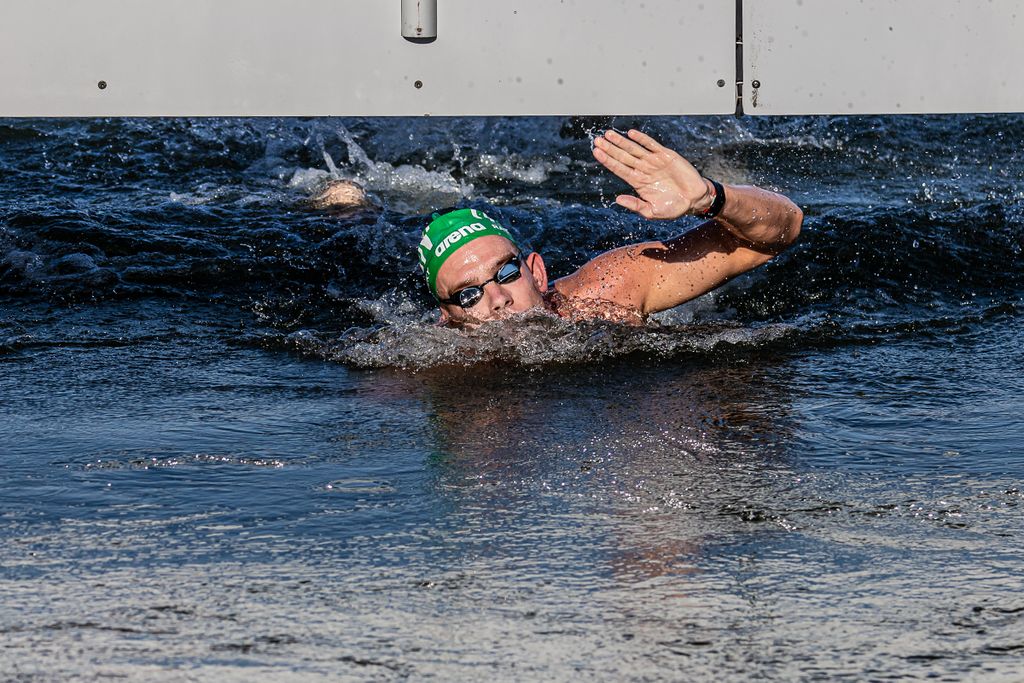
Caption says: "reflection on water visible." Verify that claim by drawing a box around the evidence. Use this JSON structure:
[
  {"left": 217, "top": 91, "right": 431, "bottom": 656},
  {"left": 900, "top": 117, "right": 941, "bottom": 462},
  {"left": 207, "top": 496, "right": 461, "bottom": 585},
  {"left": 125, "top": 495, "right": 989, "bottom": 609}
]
[
  {"left": 417, "top": 360, "right": 800, "bottom": 583},
  {"left": 2, "top": 326, "right": 1024, "bottom": 679}
]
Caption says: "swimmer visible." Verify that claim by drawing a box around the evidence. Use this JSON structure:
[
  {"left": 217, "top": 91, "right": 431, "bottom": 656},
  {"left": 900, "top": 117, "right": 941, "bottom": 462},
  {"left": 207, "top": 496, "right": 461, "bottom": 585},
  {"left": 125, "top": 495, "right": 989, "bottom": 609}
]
[
  {"left": 308, "top": 178, "right": 371, "bottom": 211},
  {"left": 420, "top": 129, "right": 804, "bottom": 326}
]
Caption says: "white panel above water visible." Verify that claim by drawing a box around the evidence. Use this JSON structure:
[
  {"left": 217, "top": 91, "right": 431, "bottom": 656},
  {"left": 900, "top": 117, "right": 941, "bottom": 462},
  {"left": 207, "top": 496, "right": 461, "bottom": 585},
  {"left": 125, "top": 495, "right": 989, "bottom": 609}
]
[
  {"left": 0, "top": 0, "right": 737, "bottom": 116},
  {"left": 743, "top": 0, "right": 1024, "bottom": 114}
]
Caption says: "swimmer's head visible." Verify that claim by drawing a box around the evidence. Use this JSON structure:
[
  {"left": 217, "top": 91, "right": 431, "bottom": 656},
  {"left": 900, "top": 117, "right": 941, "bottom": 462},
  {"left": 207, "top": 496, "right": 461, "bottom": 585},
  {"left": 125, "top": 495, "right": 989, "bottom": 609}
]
[
  {"left": 308, "top": 179, "right": 371, "bottom": 211},
  {"left": 418, "top": 208, "right": 548, "bottom": 325}
]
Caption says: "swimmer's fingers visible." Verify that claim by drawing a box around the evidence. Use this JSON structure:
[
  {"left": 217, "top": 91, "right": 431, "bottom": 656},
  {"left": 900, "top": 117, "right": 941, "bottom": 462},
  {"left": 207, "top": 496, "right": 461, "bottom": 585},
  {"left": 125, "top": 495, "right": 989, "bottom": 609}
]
[
  {"left": 594, "top": 135, "right": 641, "bottom": 170},
  {"left": 615, "top": 194, "right": 655, "bottom": 219},
  {"left": 627, "top": 129, "right": 668, "bottom": 154},
  {"left": 603, "top": 129, "right": 649, "bottom": 160},
  {"left": 593, "top": 146, "right": 645, "bottom": 186}
]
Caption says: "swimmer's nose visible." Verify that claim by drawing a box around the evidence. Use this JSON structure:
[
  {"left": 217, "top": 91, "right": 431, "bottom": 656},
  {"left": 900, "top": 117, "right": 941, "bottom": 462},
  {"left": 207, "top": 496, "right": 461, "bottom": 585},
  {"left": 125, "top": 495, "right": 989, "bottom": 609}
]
[{"left": 485, "top": 281, "right": 513, "bottom": 314}]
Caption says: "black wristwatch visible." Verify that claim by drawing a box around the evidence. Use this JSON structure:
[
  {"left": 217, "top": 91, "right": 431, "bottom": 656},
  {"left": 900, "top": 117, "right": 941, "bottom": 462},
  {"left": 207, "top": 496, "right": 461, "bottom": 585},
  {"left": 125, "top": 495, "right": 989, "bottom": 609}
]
[{"left": 700, "top": 178, "right": 726, "bottom": 218}]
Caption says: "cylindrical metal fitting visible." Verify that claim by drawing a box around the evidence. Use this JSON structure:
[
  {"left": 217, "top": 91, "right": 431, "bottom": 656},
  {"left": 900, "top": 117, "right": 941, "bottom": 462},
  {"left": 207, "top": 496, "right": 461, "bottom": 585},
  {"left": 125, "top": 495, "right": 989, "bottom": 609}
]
[{"left": 402, "top": 0, "right": 437, "bottom": 43}]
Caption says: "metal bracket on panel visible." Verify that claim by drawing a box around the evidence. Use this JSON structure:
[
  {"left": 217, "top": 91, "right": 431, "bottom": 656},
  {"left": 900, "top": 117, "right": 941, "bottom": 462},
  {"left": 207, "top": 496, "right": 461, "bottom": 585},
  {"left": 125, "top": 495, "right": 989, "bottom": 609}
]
[{"left": 402, "top": 0, "right": 437, "bottom": 43}]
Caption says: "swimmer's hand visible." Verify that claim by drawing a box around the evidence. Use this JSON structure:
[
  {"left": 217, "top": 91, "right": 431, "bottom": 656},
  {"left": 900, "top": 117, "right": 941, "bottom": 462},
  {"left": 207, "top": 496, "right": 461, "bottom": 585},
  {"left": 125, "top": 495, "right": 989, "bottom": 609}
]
[{"left": 593, "top": 129, "right": 713, "bottom": 220}]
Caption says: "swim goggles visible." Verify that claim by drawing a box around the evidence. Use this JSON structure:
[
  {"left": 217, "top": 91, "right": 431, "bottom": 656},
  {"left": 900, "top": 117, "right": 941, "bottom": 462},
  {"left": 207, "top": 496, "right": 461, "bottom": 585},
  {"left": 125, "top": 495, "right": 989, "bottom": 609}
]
[{"left": 437, "top": 254, "right": 523, "bottom": 308}]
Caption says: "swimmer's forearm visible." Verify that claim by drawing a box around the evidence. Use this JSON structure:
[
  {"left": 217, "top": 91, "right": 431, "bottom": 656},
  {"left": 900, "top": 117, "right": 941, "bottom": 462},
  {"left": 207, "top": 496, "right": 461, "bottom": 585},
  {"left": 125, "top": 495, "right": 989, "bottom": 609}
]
[{"left": 699, "top": 183, "right": 803, "bottom": 251}]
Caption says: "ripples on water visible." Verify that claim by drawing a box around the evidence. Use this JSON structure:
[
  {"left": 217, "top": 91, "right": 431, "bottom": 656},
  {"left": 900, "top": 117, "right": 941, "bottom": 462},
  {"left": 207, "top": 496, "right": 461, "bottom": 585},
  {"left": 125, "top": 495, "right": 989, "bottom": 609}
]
[{"left": 2, "top": 116, "right": 1024, "bottom": 679}]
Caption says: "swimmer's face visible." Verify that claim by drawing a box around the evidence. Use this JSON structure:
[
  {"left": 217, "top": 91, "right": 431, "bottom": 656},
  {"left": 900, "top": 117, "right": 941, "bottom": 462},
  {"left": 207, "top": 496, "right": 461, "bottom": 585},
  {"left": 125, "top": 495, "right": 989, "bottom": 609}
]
[{"left": 434, "top": 235, "right": 549, "bottom": 326}]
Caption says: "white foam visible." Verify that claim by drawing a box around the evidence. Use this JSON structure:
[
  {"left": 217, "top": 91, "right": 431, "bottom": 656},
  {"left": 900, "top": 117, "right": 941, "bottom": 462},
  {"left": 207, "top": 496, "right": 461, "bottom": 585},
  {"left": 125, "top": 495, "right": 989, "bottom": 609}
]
[
  {"left": 286, "top": 310, "right": 807, "bottom": 370},
  {"left": 333, "top": 125, "right": 472, "bottom": 214},
  {"left": 468, "top": 154, "right": 570, "bottom": 186}
]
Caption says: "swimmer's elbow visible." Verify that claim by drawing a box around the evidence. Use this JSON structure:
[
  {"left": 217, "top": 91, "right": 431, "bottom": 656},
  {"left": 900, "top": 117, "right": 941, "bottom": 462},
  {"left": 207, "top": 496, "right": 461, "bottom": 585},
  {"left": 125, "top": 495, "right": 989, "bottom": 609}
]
[
  {"left": 785, "top": 205, "right": 803, "bottom": 246},
  {"left": 773, "top": 203, "right": 803, "bottom": 253}
]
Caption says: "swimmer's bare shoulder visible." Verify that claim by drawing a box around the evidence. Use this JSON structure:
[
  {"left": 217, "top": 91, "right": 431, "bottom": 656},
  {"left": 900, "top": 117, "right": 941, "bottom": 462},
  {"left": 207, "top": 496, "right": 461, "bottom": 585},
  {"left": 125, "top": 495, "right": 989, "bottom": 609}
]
[
  {"left": 551, "top": 243, "right": 651, "bottom": 315},
  {"left": 543, "top": 285, "right": 645, "bottom": 325}
]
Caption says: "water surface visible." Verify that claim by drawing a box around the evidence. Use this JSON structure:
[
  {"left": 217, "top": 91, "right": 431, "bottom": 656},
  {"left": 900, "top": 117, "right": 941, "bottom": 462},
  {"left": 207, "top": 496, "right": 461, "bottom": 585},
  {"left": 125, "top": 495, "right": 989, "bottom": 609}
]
[{"left": 2, "top": 116, "right": 1023, "bottom": 680}]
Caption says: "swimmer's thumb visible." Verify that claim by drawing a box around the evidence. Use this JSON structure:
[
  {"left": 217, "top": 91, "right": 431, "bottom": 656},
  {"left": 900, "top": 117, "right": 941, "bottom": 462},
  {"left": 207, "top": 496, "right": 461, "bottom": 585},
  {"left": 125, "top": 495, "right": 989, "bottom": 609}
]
[{"left": 616, "top": 195, "right": 655, "bottom": 220}]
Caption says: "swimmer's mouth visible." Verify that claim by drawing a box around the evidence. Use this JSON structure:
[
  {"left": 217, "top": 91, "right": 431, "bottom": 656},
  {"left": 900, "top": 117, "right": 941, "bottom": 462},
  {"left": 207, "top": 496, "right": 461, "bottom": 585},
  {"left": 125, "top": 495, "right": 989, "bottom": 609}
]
[{"left": 443, "top": 303, "right": 551, "bottom": 329}]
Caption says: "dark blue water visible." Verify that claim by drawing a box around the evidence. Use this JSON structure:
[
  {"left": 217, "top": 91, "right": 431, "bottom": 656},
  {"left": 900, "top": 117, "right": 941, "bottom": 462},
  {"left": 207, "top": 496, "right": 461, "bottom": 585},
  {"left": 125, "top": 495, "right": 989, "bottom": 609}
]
[{"left": 2, "top": 116, "right": 1023, "bottom": 679}]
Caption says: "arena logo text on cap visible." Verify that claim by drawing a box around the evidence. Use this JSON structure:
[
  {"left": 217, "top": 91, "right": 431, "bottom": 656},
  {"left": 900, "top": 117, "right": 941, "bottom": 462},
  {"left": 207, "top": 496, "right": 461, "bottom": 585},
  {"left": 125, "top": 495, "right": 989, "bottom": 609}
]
[{"left": 417, "top": 208, "right": 515, "bottom": 297}]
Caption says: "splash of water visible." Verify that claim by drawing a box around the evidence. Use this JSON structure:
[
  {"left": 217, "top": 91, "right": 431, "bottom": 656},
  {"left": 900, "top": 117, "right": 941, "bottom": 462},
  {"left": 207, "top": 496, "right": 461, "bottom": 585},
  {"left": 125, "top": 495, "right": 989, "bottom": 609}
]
[
  {"left": 282, "top": 308, "right": 808, "bottom": 369},
  {"left": 334, "top": 125, "right": 473, "bottom": 214}
]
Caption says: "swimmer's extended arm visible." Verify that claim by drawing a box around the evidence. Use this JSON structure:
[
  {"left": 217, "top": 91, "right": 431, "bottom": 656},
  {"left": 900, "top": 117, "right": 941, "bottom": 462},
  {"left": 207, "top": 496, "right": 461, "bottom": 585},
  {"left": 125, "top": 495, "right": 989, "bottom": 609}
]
[{"left": 558, "top": 130, "right": 803, "bottom": 315}]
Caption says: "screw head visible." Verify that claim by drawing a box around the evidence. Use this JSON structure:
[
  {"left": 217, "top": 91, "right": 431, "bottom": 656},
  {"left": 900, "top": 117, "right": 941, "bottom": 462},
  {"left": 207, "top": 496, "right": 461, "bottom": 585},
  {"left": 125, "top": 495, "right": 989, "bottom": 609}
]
[
  {"left": 751, "top": 80, "right": 762, "bottom": 89},
  {"left": 717, "top": 79, "right": 726, "bottom": 87},
  {"left": 97, "top": 80, "right": 107, "bottom": 90},
  {"left": 414, "top": 80, "right": 423, "bottom": 89}
]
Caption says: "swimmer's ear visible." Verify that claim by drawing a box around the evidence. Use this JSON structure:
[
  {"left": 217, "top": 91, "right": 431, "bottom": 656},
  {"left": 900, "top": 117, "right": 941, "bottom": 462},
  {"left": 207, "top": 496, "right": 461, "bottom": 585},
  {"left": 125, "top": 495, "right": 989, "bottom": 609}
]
[{"left": 525, "top": 252, "right": 548, "bottom": 292}]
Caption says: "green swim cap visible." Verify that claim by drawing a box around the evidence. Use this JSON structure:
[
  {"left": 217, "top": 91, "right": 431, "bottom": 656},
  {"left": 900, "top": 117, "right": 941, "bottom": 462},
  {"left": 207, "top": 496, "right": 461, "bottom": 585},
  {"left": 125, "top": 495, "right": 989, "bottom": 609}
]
[{"left": 417, "top": 208, "right": 515, "bottom": 296}]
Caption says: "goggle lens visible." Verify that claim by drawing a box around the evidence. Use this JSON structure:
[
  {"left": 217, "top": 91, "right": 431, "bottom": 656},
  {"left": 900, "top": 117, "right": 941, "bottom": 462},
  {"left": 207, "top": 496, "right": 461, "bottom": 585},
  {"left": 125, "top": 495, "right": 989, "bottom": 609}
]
[{"left": 449, "top": 256, "right": 522, "bottom": 309}]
